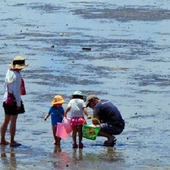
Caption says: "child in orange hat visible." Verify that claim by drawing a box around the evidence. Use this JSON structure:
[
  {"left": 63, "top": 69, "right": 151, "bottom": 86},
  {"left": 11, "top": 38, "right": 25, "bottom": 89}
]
[{"left": 44, "top": 95, "right": 66, "bottom": 146}]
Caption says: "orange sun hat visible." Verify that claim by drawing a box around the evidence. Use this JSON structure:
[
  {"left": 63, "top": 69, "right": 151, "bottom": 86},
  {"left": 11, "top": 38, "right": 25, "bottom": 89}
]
[{"left": 51, "top": 95, "right": 66, "bottom": 106}]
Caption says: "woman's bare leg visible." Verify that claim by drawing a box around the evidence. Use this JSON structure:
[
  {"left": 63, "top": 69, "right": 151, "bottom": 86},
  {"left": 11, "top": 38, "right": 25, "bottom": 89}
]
[
  {"left": 1, "top": 114, "right": 11, "bottom": 145},
  {"left": 10, "top": 114, "right": 19, "bottom": 145}
]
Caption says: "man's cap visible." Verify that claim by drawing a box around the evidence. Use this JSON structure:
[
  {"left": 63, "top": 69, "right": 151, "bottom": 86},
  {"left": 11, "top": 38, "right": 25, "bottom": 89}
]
[{"left": 85, "top": 94, "right": 98, "bottom": 107}]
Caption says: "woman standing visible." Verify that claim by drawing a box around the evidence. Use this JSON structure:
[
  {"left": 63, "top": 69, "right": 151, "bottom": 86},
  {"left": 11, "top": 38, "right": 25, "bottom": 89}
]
[{"left": 0, "top": 56, "right": 28, "bottom": 147}]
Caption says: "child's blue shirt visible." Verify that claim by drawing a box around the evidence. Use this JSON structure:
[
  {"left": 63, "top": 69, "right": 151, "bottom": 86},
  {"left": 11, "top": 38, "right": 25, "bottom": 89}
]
[{"left": 48, "top": 106, "right": 64, "bottom": 125}]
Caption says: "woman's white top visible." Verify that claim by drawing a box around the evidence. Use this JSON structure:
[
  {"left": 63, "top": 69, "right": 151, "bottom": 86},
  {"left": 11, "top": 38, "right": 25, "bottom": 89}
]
[{"left": 3, "top": 69, "right": 22, "bottom": 107}]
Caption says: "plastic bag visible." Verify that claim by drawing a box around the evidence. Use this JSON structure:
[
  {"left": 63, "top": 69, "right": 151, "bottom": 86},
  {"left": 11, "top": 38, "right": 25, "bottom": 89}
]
[
  {"left": 56, "top": 118, "right": 72, "bottom": 139},
  {"left": 82, "top": 124, "right": 101, "bottom": 140},
  {"left": 56, "top": 123, "right": 70, "bottom": 139},
  {"left": 62, "top": 117, "right": 72, "bottom": 133}
]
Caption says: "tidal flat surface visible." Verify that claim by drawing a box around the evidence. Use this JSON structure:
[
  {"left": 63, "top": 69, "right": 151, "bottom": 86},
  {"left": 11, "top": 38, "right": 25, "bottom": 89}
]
[{"left": 0, "top": 0, "right": 170, "bottom": 169}]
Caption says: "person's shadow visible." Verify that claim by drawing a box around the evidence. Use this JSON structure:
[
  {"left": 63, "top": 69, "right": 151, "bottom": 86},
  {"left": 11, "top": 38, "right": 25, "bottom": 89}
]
[{"left": 1, "top": 146, "right": 17, "bottom": 170}]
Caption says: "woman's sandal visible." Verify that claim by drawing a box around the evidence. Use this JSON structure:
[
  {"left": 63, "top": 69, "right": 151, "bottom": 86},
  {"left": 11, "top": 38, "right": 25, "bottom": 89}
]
[
  {"left": 10, "top": 141, "right": 21, "bottom": 147},
  {"left": 0, "top": 140, "right": 10, "bottom": 145}
]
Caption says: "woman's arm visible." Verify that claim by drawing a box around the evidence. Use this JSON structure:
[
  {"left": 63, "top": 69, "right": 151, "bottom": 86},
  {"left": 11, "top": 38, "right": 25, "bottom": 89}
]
[{"left": 13, "top": 72, "right": 22, "bottom": 107}]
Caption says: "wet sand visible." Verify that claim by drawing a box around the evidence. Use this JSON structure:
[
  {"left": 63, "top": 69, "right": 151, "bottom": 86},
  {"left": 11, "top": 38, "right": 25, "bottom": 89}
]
[{"left": 0, "top": 0, "right": 170, "bottom": 169}]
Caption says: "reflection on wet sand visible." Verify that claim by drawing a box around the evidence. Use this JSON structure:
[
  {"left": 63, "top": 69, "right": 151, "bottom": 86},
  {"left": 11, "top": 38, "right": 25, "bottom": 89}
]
[
  {"left": 84, "top": 147, "right": 120, "bottom": 162},
  {"left": 72, "top": 148, "right": 83, "bottom": 161},
  {"left": 53, "top": 146, "right": 71, "bottom": 169},
  {"left": 105, "top": 147, "right": 116, "bottom": 161},
  {"left": 1, "top": 146, "right": 16, "bottom": 170},
  {"left": 0, "top": 144, "right": 124, "bottom": 169},
  {"left": 52, "top": 145, "right": 124, "bottom": 169},
  {"left": 104, "top": 147, "right": 125, "bottom": 162}
]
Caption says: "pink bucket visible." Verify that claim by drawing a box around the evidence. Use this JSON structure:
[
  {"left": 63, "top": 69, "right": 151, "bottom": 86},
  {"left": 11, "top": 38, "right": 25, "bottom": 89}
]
[{"left": 56, "top": 123, "right": 70, "bottom": 139}]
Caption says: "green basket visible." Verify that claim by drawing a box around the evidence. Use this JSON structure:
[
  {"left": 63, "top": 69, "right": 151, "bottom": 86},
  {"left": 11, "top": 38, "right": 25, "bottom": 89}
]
[{"left": 82, "top": 124, "right": 101, "bottom": 140}]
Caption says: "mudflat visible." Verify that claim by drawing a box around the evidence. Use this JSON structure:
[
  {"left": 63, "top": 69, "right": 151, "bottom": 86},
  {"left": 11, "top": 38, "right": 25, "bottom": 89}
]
[{"left": 0, "top": 0, "right": 170, "bottom": 169}]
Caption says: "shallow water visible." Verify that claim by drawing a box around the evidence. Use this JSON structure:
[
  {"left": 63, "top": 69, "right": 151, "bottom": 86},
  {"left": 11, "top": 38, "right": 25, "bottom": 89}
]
[{"left": 0, "top": 0, "right": 170, "bottom": 169}]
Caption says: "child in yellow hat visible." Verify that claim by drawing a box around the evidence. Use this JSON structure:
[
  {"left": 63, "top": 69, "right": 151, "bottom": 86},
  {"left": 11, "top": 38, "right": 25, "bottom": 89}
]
[{"left": 44, "top": 95, "right": 66, "bottom": 146}]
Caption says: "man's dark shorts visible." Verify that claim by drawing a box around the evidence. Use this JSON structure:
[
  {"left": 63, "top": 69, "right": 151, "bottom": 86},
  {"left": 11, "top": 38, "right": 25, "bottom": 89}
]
[
  {"left": 100, "top": 121, "right": 125, "bottom": 135},
  {"left": 3, "top": 101, "right": 25, "bottom": 115}
]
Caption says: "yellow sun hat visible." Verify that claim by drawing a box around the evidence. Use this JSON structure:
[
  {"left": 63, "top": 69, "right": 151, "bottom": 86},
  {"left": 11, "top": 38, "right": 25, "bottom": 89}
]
[{"left": 51, "top": 95, "right": 66, "bottom": 106}]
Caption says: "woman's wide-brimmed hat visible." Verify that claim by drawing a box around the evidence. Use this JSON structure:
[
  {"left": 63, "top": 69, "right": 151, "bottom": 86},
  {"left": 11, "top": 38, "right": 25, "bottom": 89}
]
[
  {"left": 51, "top": 95, "right": 66, "bottom": 106},
  {"left": 9, "top": 56, "right": 28, "bottom": 69}
]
